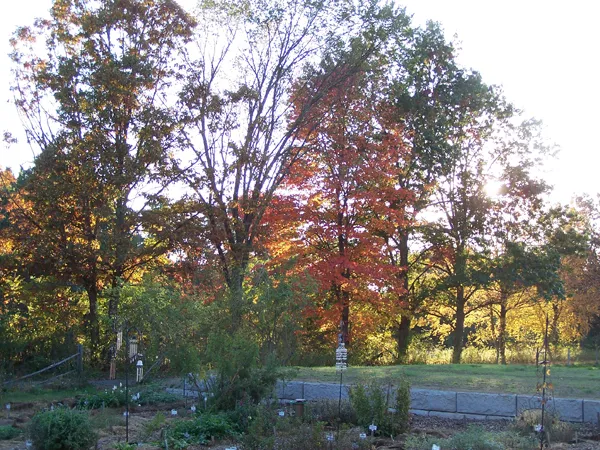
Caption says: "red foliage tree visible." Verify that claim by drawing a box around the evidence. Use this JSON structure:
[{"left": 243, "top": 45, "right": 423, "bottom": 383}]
[{"left": 264, "top": 72, "right": 410, "bottom": 351}]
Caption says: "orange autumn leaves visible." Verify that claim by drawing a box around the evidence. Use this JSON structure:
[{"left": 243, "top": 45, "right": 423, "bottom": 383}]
[{"left": 261, "top": 73, "right": 412, "bottom": 345}]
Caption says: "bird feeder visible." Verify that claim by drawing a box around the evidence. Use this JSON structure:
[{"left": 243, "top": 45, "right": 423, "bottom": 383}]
[
  {"left": 136, "top": 360, "right": 144, "bottom": 383},
  {"left": 129, "top": 337, "right": 138, "bottom": 361},
  {"left": 335, "top": 342, "right": 348, "bottom": 371}
]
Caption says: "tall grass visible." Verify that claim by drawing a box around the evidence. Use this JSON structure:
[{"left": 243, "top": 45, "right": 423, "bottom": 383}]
[{"left": 298, "top": 344, "right": 600, "bottom": 367}]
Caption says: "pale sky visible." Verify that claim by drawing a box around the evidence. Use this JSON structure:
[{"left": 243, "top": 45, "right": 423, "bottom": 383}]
[{"left": 2, "top": 0, "right": 599, "bottom": 205}]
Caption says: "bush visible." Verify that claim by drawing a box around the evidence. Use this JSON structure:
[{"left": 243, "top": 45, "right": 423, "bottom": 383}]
[
  {"left": 348, "top": 378, "right": 410, "bottom": 437},
  {"left": 239, "top": 403, "right": 277, "bottom": 450},
  {"left": 273, "top": 421, "right": 327, "bottom": 450},
  {"left": 167, "top": 412, "right": 238, "bottom": 446},
  {"left": 141, "top": 411, "right": 166, "bottom": 440},
  {"left": 513, "top": 409, "right": 575, "bottom": 444},
  {"left": 393, "top": 377, "right": 411, "bottom": 434},
  {"left": 405, "top": 425, "right": 537, "bottom": 450},
  {"left": 28, "top": 408, "right": 96, "bottom": 450},
  {"left": 77, "top": 387, "right": 126, "bottom": 409},
  {"left": 304, "top": 399, "right": 356, "bottom": 425},
  {"left": 0, "top": 425, "right": 22, "bottom": 440},
  {"left": 204, "top": 331, "right": 279, "bottom": 410},
  {"left": 225, "top": 402, "right": 262, "bottom": 434},
  {"left": 241, "top": 407, "right": 374, "bottom": 450},
  {"left": 77, "top": 384, "right": 179, "bottom": 409},
  {"left": 334, "top": 427, "right": 374, "bottom": 450}
]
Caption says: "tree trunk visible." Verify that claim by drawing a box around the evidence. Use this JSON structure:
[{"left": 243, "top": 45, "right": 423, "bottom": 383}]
[
  {"left": 229, "top": 264, "right": 245, "bottom": 332},
  {"left": 452, "top": 285, "right": 465, "bottom": 364},
  {"left": 395, "top": 315, "right": 412, "bottom": 362},
  {"left": 341, "top": 288, "right": 350, "bottom": 345},
  {"left": 550, "top": 302, "right": 561, "bottom": 347},
  {"left": 498, "top": 291, "right": 508, "bottom": 365},
  {"left": 109, "top": 194, "right": 127, "bottom": 322},
  {"left": 337, "top": 205, "right": 351, "bottom": 346},
  {"left": 394, "top": 230, "right": 412, "bottom": 362},
  {"left": 85, "top": 283, "right": 100, "bottom": 362},
  {"left": 490, "top": 305, "right": 499, "bottom": 364}
]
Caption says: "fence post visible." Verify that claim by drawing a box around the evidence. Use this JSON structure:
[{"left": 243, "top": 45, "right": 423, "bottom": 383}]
[{"left": 77, "top": 344, "right": 84, "bottom": 375}]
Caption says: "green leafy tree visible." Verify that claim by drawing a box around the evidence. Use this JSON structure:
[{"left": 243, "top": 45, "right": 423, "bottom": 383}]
[
  {"left": 119, "top": 274, "right": 204, "bottom": 374},
  {"left": 8, "top": 0, "right": 195, "bottom": 355},
  {"left": 424, "top": 79, "right": 511, "bottom": 363},
  {"left": 383, "top": 22, "right": 497, "bottom": 361},
  {"left": 484, "top": 126, "right": 566, "bottom": 363}
]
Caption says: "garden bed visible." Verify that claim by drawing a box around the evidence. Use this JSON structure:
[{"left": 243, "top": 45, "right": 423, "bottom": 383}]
[
  {"left": 1, "top": 384, "right": 600, "bottom": 449},
  {"left": 1, "top": 403, "right": 599, "bottom": 449}
]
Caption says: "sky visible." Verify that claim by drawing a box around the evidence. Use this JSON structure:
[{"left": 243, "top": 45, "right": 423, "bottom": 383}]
[{"left": 1, "top": 0, "right": 599, "bottom": 205}]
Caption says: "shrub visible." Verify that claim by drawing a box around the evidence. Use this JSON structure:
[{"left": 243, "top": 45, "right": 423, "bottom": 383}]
[
  {"left": 449, "top": 426, "right": 504, "bottom": 450},
  {"left": 141, "top": 411, "right": 166, "bottom": 439},
  {"left": 0, "top": 425, "right": 22, "bottom": 440},
  {"left": 89, "top": 408, "right": 124, "bottom": 430},
  {"left": 77, "top": 384, "right": 179, "bottom": 409},
  {"left": 348, "top": 378, "right": 410, "bottom": 437},
  {"left": 225, "top": 402, "right": 262, "bottom": 434},
  {"left": 76, "top": 386, "right": 126, "bottom": 409},
  {"left": 393, "top": 377, "right": 411, "bottom": 434},
  {"left": 28, "top": 407, "right": 96, "bottom": 450},
  {"left": 334, "top": 427, "right": 374, "bottom": 450},
  {"left": 167, "top": 412, "right": 238, "bottom": 445},
  {"left": 204, "top": 331, "right": 279, "bottom": 410},
  {"left": 513, "top": 409, "right": 575, "bottom": 444},
  {"left": 272, "top": 421, "right": 326, "bottom": 450},
  {"left": 404, "top": 425, "right": 537, "bottom": 450},
  {"left": 304, "top": 399, "right": 356, "bottom": 425},
  {"left": 112, "top": 443, "right": 136, "bottom": 450},
  {"left": 239, "top": 403, "right": 277, "bottom": 450}
]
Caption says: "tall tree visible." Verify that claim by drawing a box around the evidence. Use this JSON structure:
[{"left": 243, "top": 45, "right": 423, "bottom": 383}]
[
  {"left": 277, "top": 71, "right": 406, "bottom": 347},
  {"left": 424, "top": 76, "right": 510, "bottom": 364},
  {"left": 484, "top": 124, "right": 564, "bottom": 363},
  {"left": 8, "top": 0, "right": 195, "bottom": 355},
  {"left": 382, "top": 22, "right": 495, "bottom": 360},
  {"left": 178, "top": 0, "right": 405, "bottom": 330}
]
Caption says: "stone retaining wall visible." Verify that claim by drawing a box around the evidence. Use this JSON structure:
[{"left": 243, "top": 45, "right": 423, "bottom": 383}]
[
  {"left": 275, "top": 381, "right": 600, "bottom": 424},
  {"left": 166, "top": 381, "right": 600, "bottom": 423}
]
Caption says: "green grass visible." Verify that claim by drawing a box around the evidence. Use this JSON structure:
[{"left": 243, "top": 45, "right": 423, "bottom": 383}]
[
  {"left": 293, "top": 364, "right": 600, "bottom": 399},
  {"left": 0, "top": 385, "right": 97, "bottom": 403}
]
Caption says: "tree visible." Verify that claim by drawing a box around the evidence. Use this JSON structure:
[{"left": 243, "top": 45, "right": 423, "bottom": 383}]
[
  {"left": 382, "top": 22, "right": 495, "bottom": 361},
  {"left": 424, "top": 75, "right": 510, "bottom": 363},
  {"left": 8, "top": 0, "right": 195, "bottom": 355},
  {"left": 278, "top": 70, "right": 406, "bottom": 347},
  {"left": 483, "top": 125, "right": 563, "bottom": 363},
  {"left": 177, "top": 0, "right": 406, "bottom": 330},
  {"left": 562, "top": 196, "right": 600, "bottom": 348}
]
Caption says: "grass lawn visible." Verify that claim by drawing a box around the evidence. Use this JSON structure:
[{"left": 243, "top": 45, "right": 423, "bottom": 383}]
[
  {"left": 0, "top": 385, "right": 97, "bottom": 403},
  {"left": 292, "top": 364, "right": 600, "bottom": 399}
]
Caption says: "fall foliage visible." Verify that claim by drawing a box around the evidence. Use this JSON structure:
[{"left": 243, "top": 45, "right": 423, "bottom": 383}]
[{"left": 1, "top": 0, "right": 598, "bottom": 371}]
